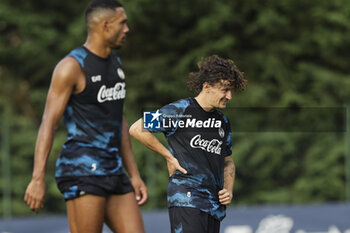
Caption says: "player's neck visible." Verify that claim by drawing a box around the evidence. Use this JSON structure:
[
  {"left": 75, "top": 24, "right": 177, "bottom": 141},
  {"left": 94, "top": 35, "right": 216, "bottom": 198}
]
[
  {"left": 84, "top": 35, "right": 111, "bottom": 59},
  {"left": 195, "top": 94, "right": 214, "bottom": 112}
]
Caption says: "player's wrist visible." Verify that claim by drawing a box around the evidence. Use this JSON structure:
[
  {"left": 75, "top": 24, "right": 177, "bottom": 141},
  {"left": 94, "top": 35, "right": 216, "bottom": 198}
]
[
  {"left": 32, "top": 172, "right": 46, "bottom": 182},
  {"left": 129, "top": 172, "right": 142, "bottom": 180},
  {"left": 164, "top": 152, "right": 176, "bottom": 162}
]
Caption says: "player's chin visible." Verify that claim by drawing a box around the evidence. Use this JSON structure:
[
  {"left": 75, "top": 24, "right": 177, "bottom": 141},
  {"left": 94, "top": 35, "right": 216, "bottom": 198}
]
[
  {"left": 218, "top": 102, "right": 227, "bottom": 109},
  {"left": 112, "top": 40, "right": 125, "bottom": 49},
  {"left": 111, "top": 44, "right": 122, "bottom": 49}
]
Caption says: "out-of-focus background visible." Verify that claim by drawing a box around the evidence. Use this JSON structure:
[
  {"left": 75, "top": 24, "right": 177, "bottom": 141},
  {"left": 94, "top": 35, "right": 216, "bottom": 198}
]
[{"left": 1, "top": 0, "right": 350, "bottom": 232}]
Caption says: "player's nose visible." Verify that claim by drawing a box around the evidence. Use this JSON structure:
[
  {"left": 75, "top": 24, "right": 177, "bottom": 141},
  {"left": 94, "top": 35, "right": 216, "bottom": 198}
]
[{"left": 226, "top": 90, "right": 232, "bottom": 100}]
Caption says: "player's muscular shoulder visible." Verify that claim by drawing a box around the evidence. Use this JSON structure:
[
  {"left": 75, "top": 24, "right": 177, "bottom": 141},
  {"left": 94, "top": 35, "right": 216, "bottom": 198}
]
[{"left": 52, "top": 56, "right": 86, "bottom": 94}]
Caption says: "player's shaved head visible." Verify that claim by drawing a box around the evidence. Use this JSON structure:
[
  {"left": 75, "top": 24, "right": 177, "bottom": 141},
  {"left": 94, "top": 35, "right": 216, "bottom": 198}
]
[{"left": 85, "top": 0, "right": 123, "bottom": 32}]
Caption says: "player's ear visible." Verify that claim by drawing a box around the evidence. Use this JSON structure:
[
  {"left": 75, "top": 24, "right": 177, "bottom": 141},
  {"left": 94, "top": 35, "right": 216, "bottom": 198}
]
[
  {"left": 202, "top": 82, "right": 211, "bottom": 93},
  {"left": 101, "top": 19, "right": 109, "bottom": 32}
]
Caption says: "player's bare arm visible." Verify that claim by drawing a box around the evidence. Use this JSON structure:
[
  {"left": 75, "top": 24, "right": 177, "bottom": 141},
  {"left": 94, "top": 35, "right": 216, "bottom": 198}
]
[
  {"left": 24, "top": 57, "right": 84, "bottom": 213},
  {"left": 129, "top": 118, "right": 187, "bottom": 176},
  {"left": 120, "top": 116, "right": 148, "bottom": 205},
  {"left": 218, "top": 156, "right": 235, "bottom": 205}
]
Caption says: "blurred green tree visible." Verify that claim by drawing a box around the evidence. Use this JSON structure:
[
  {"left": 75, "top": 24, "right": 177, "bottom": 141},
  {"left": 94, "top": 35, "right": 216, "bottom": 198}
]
[{"left": 1, "top": 0, "right": 350, "bottom": 215}]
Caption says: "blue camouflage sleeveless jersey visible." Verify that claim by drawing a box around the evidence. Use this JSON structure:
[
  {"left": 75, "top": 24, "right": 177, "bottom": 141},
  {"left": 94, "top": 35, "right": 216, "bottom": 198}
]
[
  {"left": 55, "top": 46, "right": 126, "bottom": 178},
  {"left": 148, "top": 97, "right": 232, "bottom": 221}
]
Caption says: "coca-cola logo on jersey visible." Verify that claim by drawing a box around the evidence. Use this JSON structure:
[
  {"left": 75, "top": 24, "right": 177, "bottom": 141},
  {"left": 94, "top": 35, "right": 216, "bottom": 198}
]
[
  {"left": 189, "top": 134, "right": 223, "bottom": 155},
  {"left": 97, "top": 82, "right": 126, "bottom": 103}
]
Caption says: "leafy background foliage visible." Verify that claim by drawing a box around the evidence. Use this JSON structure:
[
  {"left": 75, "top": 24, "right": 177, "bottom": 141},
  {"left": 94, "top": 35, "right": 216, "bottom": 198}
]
[{"left": 1, "top": 0, "right": 350, "bottom": 215}]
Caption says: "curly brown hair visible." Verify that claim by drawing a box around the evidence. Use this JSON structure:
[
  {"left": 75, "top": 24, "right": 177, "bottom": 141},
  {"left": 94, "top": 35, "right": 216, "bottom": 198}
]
[{"left": 187, "top": 55, "right": 247, "bottom": 95}]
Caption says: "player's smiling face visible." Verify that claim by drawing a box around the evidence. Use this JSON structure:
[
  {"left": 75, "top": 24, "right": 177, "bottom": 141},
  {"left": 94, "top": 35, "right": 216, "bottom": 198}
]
[{"left": 207, "top": 80, "right": 233, "bottom": 109}]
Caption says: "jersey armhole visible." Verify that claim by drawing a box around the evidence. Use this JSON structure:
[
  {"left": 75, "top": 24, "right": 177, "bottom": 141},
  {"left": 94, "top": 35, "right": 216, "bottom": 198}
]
[{"left": 65, "top": 47, "right": 88, "bottom": 96}]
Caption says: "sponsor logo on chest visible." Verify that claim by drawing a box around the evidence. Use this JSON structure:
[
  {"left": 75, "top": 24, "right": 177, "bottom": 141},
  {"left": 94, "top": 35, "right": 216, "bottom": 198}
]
[
  {"left": 189, "top": 134, "right": 223, "bottom": 155},
  {"left": 97, "top": 82, "right": 126, "bottom": 103}
]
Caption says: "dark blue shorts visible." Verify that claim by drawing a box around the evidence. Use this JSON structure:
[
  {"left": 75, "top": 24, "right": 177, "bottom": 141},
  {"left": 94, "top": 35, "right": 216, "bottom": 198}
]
[
  {"left": 56, "top": 174, "right": 134, "bottom": 200},
  {"left": 168, "top": 207, "right": 220, "bottom": 233}
]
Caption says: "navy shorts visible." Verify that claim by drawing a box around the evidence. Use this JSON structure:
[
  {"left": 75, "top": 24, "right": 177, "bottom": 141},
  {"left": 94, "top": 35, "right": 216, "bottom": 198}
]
[
  {"left": 56, "top": 174, "right": 134, "bottom": 200},
  {"left": 169, "top": 207, "right": 220, "bottom": 233}
]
